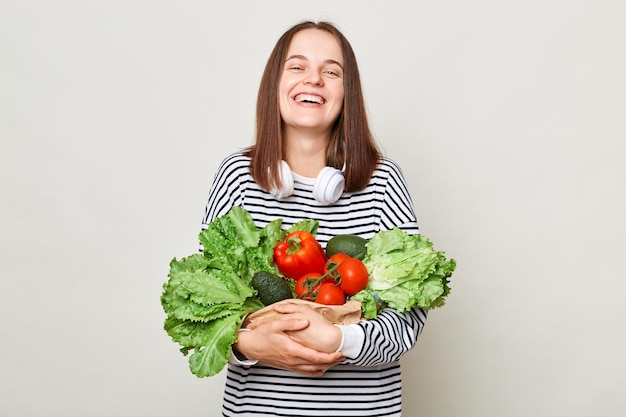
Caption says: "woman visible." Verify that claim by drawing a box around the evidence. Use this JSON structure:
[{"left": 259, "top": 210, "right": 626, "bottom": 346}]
[{"left": 202, "top": 21, "right": 428, "bottom": 417}]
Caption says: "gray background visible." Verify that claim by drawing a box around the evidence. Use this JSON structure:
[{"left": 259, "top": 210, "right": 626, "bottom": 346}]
[{"left": 2, "top": 1, "right": 625, "bottom": 416}]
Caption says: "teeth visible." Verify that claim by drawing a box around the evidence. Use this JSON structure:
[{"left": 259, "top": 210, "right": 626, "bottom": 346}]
[{"left": 295, "top": 94, "right": 325, "bottom": 104}]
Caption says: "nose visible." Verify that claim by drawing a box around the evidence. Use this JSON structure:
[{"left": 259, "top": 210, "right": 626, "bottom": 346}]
[{"left": 304, "top": 71, "right": 323, "bottom": 86}]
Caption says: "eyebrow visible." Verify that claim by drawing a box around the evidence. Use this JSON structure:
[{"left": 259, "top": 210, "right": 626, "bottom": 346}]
[{"left": 285, "top": 54, "right": 344, "bottom": 69}]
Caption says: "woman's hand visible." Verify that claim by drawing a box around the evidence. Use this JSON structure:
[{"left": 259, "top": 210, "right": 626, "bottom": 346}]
[
  {"left": 249, "top": 301, "right": 344, "bottom": 353},
  {"left": 235, "top": 316, "right": 344, "bottom": 376}
]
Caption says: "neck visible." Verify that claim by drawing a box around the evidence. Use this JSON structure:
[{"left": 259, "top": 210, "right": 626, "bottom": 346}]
[{"left": 283, "top": 131, "right": 328, "bottom": 177}]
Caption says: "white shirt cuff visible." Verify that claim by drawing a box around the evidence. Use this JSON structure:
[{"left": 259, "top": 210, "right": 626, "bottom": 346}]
[{"left": 334, "top": 323, "right": 365, "bottom": 358}]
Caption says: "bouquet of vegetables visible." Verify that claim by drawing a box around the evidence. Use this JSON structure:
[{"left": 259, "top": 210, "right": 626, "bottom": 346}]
[{"left": 161, "top": 206, "right": 456, "bottom": 377}]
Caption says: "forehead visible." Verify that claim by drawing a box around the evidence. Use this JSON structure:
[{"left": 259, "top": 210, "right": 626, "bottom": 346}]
[{"left": 286, "top": 29, "right": 343, "bottom": 64}]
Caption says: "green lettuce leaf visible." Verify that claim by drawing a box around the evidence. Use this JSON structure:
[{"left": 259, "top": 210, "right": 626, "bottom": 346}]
[
  {"left": 287, "top": 219, "right": 318, "bottom": 235},
  {"left": 161, "top": 206, "right": 305, "bottom": 378},
  {"left": 362, "top": 228, "right": 456, "bottom": 314},
  {"left": 187, "top": 313, "right": 243, "bottom": 378},
  {"left": 351, "top": 290, "right": 381, "bottom": 319}
]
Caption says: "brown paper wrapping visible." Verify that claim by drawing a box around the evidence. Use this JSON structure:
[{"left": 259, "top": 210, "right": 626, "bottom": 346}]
[{"left": 243, "top": 299, "right": 363, "bottom": 327}]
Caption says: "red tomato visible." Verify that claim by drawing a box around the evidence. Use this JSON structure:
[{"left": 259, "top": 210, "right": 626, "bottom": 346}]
[
  {"left": 295, "top": 272, "right": 330, "bottom": 301},
  {"left": 336, "top": 257, "right": 369, "bottom": 295},
  {"left": 315, "top": 283, "right": 346, "bottom": 305},
  {"left": 324, "top": 253, "right": 350, "bottom": 283},
  {"left": 325, "top": 253, "right": 350, "bottom": 271}
]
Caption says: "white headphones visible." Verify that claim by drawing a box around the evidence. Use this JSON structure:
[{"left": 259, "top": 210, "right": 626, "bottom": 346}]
[{"left": 270, "top": 160, "right": 345, "bottom": 204}]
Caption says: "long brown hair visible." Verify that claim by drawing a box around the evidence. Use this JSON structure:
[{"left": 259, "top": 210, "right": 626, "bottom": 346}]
[{"left": 245, "top": 21, "right": 381, "bottom": 193}]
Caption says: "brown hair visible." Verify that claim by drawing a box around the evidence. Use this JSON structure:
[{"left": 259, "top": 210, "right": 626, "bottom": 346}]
[{"left": 245, "top": 21, "right": 381, "bottom": 192}]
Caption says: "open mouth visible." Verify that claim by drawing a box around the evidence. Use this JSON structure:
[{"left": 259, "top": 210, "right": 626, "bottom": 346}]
[{"left": 294, "top": 94, "right": 325, "bottom": 104}]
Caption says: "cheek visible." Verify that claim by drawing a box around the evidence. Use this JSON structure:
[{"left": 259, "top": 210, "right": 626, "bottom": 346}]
[
  {"left": 277, "top": 82, "right": 290, "bottom": 113},
  {"left": 279, "top": 73, "right": 298, "bottom": 93},
  {"left": 333, "top": 84, "right": 345, "bottom": 104},
  {"left": 331, "top": 87, "right": 345, "bottom": 113}
]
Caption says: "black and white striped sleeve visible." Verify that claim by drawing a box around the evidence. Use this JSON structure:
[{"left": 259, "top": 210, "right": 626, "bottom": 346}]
[
  {"left": 338, "top": 158, "right": 427, "bottom": 365},
  {"left": 201, "top": 153, "right": 250, "bottom": 227},
  {"left": 341, "top": 307, "right": 427, "bottom": 365},
  {"left": 378, "top": 158, "right": 420, "bottom": 234}
]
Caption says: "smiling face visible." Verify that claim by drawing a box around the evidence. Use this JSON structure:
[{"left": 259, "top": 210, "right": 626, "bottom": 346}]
[{"left": 278, "top": 29, "right": 345, "bottom": 140}]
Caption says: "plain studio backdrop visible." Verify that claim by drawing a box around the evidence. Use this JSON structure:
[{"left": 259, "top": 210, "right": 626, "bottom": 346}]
[{"left": 1, "top": 1, "right": 625, "bottom": 416}]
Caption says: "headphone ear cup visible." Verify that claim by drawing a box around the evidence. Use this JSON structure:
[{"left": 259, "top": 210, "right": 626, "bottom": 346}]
[
  {"left": 313, "top": 166, "right": 345, "bottom": 204},
  {"left": 270, "top": 160, "right": 294, "bottom": 199}
]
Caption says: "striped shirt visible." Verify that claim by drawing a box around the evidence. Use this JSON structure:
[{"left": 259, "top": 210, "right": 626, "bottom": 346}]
[{"left": 201, "top": 152, "right": 428, "bottom": 417}]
